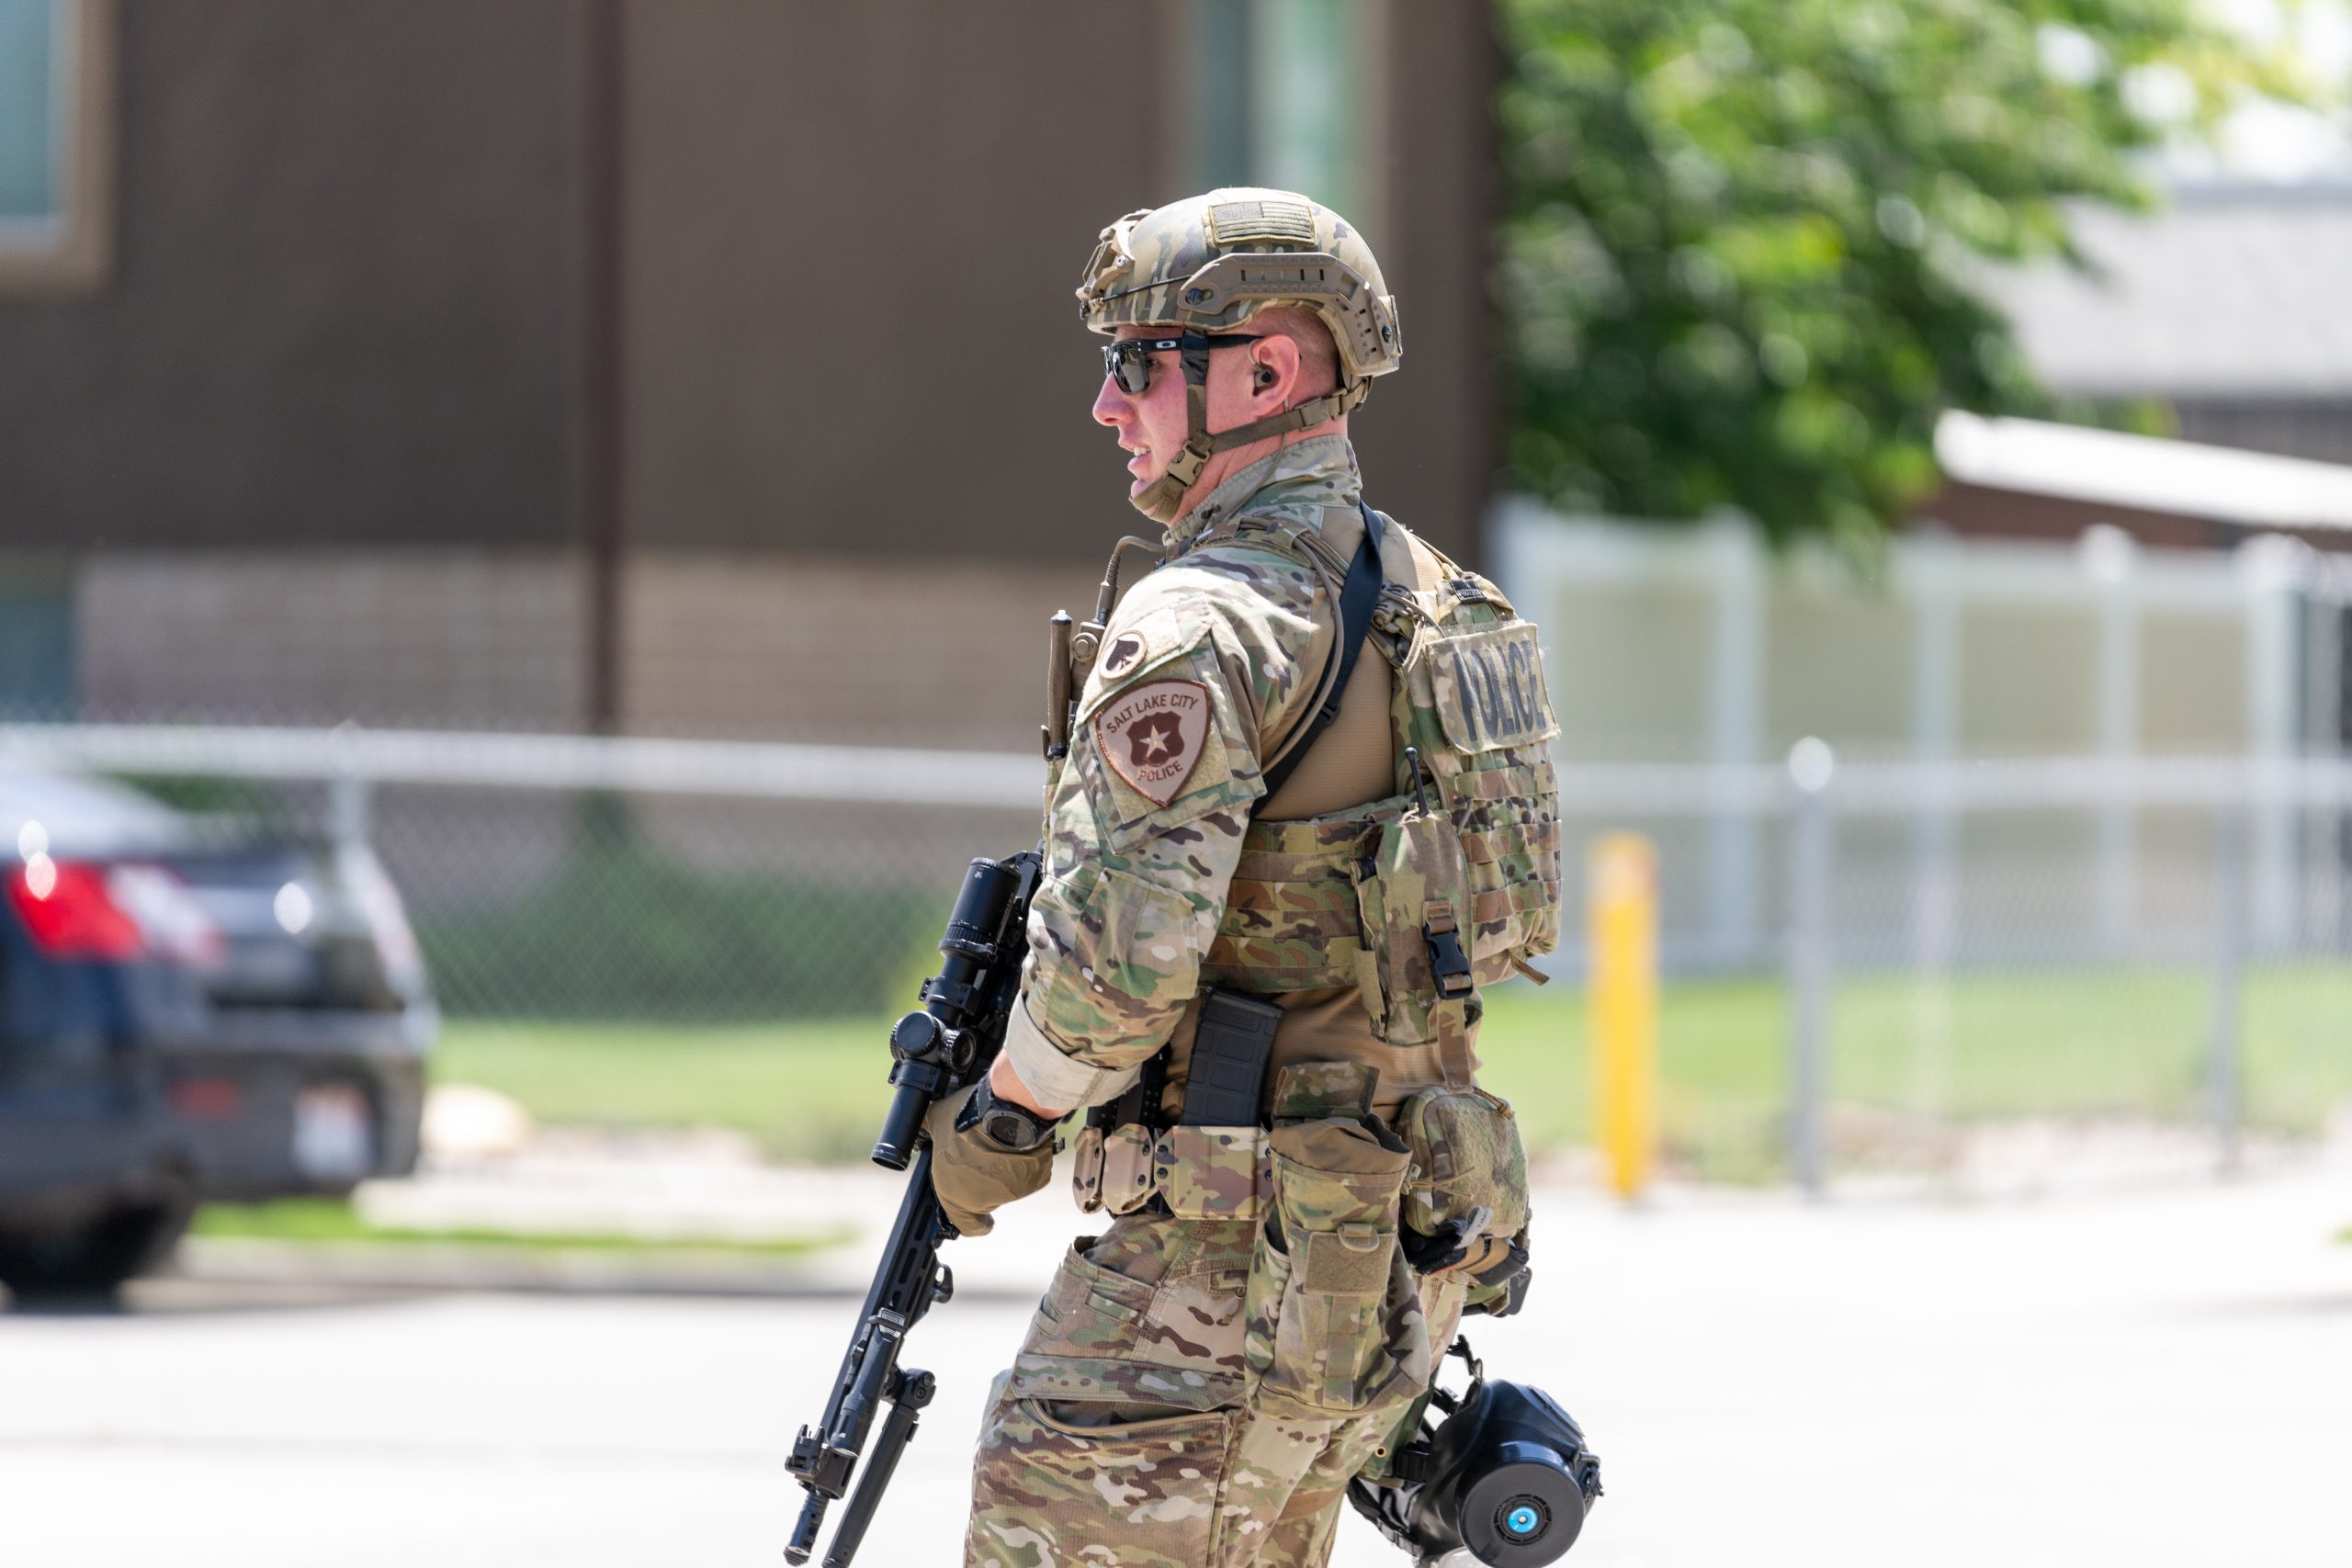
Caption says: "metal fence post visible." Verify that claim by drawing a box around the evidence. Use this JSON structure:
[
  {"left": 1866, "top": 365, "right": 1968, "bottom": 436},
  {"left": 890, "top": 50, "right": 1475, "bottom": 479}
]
[
  {"left": 2208, "top": 785, "right": 2249, "bottom": 1177},
  {"left": 1786, "top": 739, "right": 1836, "bottom": 1197},
  {"left": 328, "top": 720, "right": 372, "bottom": 850}
]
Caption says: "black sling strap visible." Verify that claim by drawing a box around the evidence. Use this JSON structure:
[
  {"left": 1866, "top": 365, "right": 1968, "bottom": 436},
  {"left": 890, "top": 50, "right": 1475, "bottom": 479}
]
[{"left": 1253, "top": 501, "right": 1385, "bottom": 814}]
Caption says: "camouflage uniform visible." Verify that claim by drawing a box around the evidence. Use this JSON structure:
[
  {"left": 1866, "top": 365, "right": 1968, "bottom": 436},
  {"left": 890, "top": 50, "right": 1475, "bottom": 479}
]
[
  {"left": 969, "top": 437, "right": 1507, "bottom": 1568},
  {"left": 965, "top": 187, "right": 1557, "bottom": 1568}
]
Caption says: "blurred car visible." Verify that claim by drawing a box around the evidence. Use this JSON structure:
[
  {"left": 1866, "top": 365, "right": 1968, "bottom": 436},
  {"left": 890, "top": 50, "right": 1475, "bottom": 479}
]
[{"left": 0, "top": 762, "right": 435, "bottom": 1298}]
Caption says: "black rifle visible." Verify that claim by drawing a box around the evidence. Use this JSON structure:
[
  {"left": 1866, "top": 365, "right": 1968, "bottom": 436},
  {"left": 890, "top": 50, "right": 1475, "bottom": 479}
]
[{"left": 784, "top": 850, "right": 1042, "bottom": 1567}]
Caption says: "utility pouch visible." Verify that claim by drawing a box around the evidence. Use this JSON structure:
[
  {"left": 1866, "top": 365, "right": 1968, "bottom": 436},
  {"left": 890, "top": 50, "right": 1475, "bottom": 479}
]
[
  {"left": 1244, "top": 1113, "right": 1427, "bottom": 1418},
  {"left": 1070, "top": 1050, "right": 1169, "bottom": 1215},
  {"left": 1073, "top": 1119, "right": 1271, "bottom": 1221},
  {"left": 1096, "top": 1122, "right": 1159, "bottom": 1216},
  {"left": 1396, "top": 1085, "right": 1530, "bottom": 1276},
  {"left": 1069, "top": 1122, "right": 1107, "bottom": 1213},
  {"left": 1269, "top": 1059, "right": 1378, "bottom": 1122},
  {"left": 1154, "top": 1125, "right": 1269, "bottom": 1220},
  {"left": 1351, "top": 805, "right": 1477, "bottom": 1048}
]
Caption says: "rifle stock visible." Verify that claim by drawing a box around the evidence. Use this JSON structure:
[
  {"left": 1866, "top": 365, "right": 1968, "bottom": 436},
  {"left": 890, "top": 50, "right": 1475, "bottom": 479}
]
[{"left": 785, "top": 850, "right": 1042, "bottom": 1566}]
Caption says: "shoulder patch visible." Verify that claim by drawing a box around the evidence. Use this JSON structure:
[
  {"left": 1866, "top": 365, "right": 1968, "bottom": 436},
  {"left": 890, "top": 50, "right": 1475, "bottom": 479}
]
[
  {"left": 1102, "top": 631, "right": 1148, "bottom": 678},
  {"left": 1093, "top": 678, "right": 1212, "bottom": 806},
  {"left": 1086, "top": 604, "right": 1188, "bottom": 691}
]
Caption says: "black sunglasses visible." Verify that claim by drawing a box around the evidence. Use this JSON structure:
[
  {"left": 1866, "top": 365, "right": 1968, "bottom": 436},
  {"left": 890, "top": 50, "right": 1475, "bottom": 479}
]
[{"left": 1102, "top": 332, "right": 1266, "bottom": 395}]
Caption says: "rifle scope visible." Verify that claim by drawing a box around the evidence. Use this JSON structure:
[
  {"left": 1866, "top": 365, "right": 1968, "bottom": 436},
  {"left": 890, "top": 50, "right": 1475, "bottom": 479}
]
[{"left": 871, "top": 856, "right": 1028, "bottom": 1170}]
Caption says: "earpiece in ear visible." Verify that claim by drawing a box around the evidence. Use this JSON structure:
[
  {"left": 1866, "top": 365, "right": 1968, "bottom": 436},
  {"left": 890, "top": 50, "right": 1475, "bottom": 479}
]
[{"left": 1255, "top": 365, "right": 1277, "bottom": 389}]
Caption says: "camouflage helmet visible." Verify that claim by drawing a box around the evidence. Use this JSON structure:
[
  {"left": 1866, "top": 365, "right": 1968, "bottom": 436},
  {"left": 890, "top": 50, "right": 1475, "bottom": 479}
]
[{"left": 1078, "top": 188, "right": 1403, "bottom": 524}]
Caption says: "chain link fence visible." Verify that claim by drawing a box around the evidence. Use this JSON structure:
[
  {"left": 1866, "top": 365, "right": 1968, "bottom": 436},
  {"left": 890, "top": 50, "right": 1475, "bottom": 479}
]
[
  {"left": 0, "top": 725, "right": 1041, "bottom": 1022},
  {"left": 6, "top": 722, "right": 2349, "bottom": 1185},
  {"left": 1550, "top": 750, "right": 2352, "bottom": 1185}
]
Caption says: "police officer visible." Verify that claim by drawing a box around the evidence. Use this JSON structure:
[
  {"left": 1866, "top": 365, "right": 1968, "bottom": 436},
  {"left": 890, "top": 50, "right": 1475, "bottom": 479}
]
[{"left": 928, "top": 188, "right": 1564, "bottom": 1567}]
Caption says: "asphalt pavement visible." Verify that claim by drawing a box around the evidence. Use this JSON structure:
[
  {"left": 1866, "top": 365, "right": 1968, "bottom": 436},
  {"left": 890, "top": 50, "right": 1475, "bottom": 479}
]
[{"left": 3, "top": 1157, "right": 2347, "bottom": 1567}]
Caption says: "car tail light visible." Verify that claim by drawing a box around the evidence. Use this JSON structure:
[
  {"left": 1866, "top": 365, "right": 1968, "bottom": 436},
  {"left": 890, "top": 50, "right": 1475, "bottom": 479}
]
[
  {"left": 170, "top": 1077, "right": 243, "bottom": 1120},
  {"left": 7, "top": 855, "right": 145, "bottom": 960},
  {"left": 4, "top": 856, "right": 225, "bottom": 965}
]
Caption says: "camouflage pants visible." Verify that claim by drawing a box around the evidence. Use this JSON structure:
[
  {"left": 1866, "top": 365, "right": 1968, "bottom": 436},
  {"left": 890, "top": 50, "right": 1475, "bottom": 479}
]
[{"left": 964, "top": 1212, "right": 1465, "bottom": 1568}]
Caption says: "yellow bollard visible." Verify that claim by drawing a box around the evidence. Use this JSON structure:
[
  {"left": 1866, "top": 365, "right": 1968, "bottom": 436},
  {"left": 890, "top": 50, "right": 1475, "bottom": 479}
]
[{"left": 1588, "top": 833, "right": 1658, "bottom": 1201}]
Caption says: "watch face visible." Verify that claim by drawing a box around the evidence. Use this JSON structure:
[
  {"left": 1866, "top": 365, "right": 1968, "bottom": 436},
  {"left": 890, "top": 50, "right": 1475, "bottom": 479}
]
[{"left": 981, "top": 1107, "right": 1046, "bottom": 1150}]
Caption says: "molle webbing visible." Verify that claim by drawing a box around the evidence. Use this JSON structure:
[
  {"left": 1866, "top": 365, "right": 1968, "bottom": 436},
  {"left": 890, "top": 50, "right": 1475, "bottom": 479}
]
[
  {"left": 1202, "top": 514, "right": 1563, "bottom": 998},
  {"left": 1205, "top": 786, "right": 1560, "bottom": 994},
  {"left": 1202, "top": 808, "right": 1402, "bottom": 993}
]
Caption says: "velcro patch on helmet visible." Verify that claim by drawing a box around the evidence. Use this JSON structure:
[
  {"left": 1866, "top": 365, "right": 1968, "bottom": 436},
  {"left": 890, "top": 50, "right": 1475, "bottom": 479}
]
[
  {"left": 1094, "top": 679, "right": 1212, "bottom": 807},
  {"left": 1207, "top": 197, "right": 1316, "bottom": 249}
]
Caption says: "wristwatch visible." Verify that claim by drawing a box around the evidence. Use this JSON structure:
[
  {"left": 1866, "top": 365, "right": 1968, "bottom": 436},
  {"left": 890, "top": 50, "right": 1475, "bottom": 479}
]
[{"left": 956, "top": 1077, "right": 1057, "bottom": 1152}]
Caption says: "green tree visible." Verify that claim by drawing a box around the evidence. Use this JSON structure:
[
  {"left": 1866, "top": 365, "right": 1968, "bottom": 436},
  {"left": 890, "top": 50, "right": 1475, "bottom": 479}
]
[{"left": 1500, "top": 0, "right": 2313, "bottom": 548}]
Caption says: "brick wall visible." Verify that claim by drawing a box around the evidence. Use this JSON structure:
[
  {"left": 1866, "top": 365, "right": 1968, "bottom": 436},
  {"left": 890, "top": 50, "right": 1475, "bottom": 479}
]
[
  {"left": 620, "top": 551, "right": 1101, "bottom": 749},
  {"left": 76, "top": 552, "right": 587, "bottom": 728},
  {"left": 62, "top": 547, "right": 1111, "bottom": 746}
]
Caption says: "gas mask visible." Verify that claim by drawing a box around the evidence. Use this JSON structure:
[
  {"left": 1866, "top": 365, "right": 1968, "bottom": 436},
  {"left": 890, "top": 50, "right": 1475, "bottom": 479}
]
[{"left": 1346, "top": 1339, "right": 1602, "bottom": 1567}]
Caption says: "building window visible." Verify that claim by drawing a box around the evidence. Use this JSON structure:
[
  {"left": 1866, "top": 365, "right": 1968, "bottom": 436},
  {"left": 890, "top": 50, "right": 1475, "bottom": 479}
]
[
  {"left": 1195, "top": 0, "right": 1365, "bottom": 223},
  {"left": 0, "top": 0, "right": 113, "bottom": 294},
  {"left": 0, "top": 569, "right": 74, "bottom": 718}
]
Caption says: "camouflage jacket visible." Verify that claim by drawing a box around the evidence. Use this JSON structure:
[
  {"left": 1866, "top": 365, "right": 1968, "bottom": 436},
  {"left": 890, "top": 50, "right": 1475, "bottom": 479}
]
[{"left": 1000, "top": 434, "right": 1366, "bottom": 1111}]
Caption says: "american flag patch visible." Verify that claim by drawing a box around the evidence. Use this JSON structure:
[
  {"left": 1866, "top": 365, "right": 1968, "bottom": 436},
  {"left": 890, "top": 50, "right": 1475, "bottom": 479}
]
[{"left": 1207, "top": 199, "right": 1316, "bottom": 248}]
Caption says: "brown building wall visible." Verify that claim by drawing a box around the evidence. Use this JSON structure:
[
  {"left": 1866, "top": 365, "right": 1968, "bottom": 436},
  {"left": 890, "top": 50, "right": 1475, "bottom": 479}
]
[
  {"left": 2169, "top": 398, "right": 2352, "bottom": 468},
  {"left": 1920, "top": 480, "right": 2224, "bottom": 551},
  {"left": 622, "top": 0, "right": 1497, "bottom": 565},
  {"left": 78, "top": 550, "right": 587, "bottom": 727},
  {"left": 5, "top": 1, "right": 1504, "bottom": 734},
  {"left": 1344, "top": 0, "right": 1500, "bottom": 565},
  {"left": 622, "top": 552, "right": 1102, "bottom": 748},
  {"left": 1, "top": 0, "right": 1499, "bottom": 564},
  {"left": 0, "top": 0, "right": 584, "bottom": 551},
  {"left": 619, "top": 0, "right": 1169, "bottom": 563},
  {"left": 71, "top": 546, "right": 1102, "bottom": 745},
  {"left": 1923, "top": 479, "right": 2352, "bottom": 559}
]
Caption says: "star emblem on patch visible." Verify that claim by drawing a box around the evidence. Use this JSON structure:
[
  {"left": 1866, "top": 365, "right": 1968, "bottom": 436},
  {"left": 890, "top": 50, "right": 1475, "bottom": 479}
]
[
  {"left": 1128, "top": 713, "right": 1183, "bottom": 765},
  {"left": 1093, "top": 678, "right": 1211, "bottom": 806}
]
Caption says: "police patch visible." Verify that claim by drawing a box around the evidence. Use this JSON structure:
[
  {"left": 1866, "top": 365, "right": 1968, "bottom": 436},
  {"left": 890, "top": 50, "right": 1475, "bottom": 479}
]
[
  {"left": 1430, "top": 621, "right": 1560, "bottom": 753},
  {"left": 1093, "top": 678, "right": 1211, "bottom": 806}
]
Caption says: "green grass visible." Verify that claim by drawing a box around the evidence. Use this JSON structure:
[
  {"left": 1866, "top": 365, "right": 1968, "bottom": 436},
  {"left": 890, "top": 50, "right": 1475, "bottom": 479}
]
[
  {"left": 434, "top": 963, "right": 2352, "bottom": 1180},
  {"left": 192, "top": 1197, "right": 843, "bottom": 1257},
  {"left": 437, "top": 1016, "right": 903, "bottom": 1164},
  {"left": 1477, "top": 963, "right": 2352, "bottom": 1179}
]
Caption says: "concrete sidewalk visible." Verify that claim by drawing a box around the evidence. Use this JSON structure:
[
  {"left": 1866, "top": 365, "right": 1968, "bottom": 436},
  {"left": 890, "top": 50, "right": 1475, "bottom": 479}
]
[
  {"left": 14, "top": 1140, "right": 2347, "bottom": 1567},
  {"left": 181, "top": 1107, "right": 2352, "bottom": 1302},
  {"left": 183, "top": 1124, "right": 1111, "bottom": 1298}
]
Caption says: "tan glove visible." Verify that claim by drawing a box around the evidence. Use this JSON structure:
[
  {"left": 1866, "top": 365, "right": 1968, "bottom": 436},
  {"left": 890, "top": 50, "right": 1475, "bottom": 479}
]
[{"left": 924, "top": 1088, "right": 1056, "bottom": 1237}]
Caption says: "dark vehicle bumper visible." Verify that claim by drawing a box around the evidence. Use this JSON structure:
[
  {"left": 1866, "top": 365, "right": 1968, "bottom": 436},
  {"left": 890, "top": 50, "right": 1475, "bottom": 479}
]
[{"left": 153, "top": 1010, "right": 433, "bottom": 1201}]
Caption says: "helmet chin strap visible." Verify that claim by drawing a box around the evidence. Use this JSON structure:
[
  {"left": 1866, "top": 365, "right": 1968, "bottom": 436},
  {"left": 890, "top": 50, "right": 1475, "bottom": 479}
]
[{"left": 1128, "top": 333, "right": 1372, "bottom": 527}]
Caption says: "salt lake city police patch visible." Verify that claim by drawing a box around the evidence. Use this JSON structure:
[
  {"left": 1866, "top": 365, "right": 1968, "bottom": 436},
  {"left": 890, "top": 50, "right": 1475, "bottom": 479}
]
[{"left": 1092, "top": 678, "right": 1210, "bottom": 806}]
